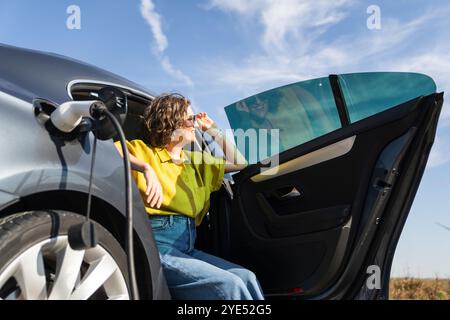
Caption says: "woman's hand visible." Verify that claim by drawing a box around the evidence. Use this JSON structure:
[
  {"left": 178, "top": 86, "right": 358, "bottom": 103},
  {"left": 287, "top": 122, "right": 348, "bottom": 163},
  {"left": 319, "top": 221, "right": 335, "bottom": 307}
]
[
  {"left": 143, "top": 164, "right": 163, "bottom": 208},
  {"left": 196, "top": 112, "right": 216, "bottom": 131}
]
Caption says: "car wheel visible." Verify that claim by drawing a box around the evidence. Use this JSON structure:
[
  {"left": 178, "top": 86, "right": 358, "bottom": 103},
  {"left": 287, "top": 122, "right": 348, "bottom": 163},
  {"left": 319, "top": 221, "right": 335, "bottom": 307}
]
[{"left": 0, "top": 210, "right": 130, "bottom": 300}]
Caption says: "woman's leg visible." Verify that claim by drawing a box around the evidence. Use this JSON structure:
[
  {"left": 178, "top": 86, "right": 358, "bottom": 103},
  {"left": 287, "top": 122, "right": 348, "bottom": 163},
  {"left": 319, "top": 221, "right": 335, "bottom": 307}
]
[
  {"left": 190, "top": 249, "right": 265, "bottom": 300},
  {"left": 159, "top": 246, "right": 254, "bottom": 300}
]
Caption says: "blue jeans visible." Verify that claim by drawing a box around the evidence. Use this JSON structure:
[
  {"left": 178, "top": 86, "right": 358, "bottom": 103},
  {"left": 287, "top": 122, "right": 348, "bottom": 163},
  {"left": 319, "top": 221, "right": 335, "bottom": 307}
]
[{"left": 149, "top": 214, "right": 265, "bottom": 300}]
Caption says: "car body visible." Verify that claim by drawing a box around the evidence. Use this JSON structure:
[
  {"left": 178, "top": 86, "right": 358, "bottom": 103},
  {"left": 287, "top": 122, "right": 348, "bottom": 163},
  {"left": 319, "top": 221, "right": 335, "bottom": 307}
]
[{"left": 0, "top": 44, "right": 444, "bottom": 300}]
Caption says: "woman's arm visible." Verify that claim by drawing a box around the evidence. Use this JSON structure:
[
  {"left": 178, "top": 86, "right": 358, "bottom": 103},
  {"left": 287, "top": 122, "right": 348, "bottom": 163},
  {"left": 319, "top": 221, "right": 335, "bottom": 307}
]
[
  {"left": 115, "top": 143, "right": 163, "bottom": 208},
  {"left": 196, "top": 112, "right": 248, "bottom": 173}
]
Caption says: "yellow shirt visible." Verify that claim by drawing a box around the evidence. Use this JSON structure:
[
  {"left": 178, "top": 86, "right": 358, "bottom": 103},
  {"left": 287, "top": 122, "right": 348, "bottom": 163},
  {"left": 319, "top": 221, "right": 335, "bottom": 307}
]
[{"left": 114, "top": 139, "right": 225, "bottom": 226}]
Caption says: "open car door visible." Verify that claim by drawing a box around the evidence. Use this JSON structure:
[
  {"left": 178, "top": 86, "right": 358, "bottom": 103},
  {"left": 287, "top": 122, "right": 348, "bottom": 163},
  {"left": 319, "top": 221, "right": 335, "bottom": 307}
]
[{"left": 203, "top": 72, "right": 443, "bottom": 299}]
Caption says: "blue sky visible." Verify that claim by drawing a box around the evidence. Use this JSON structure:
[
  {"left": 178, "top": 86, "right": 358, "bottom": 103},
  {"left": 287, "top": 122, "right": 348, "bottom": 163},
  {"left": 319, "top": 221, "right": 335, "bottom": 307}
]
[{"left": 0, "top": 0, "right": 449, "bottom": 278}]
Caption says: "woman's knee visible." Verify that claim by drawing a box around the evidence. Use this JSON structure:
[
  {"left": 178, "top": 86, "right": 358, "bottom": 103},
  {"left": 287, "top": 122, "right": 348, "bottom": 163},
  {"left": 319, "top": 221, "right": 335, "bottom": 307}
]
[
  {"left": 229, "top": 268, "right": 264, "bottom": 299},
  {"left": 212, "top": 271, "right": 253, "bottom": 300},
  {"left": 230, "top": 268, "right": 258, "bottom": 285}
]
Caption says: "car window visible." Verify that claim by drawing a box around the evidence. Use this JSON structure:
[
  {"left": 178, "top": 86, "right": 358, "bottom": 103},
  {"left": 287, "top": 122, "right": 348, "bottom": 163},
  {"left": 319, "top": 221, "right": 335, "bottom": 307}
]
[
  {"left": 225, "top": 72, "right": 437, "bottom": 164},
  {"left": 338, "top": 72, "right": 437, "bottom": 123},
  {"left": 224, "top": 77, "right": 341, "bottom": 163}
]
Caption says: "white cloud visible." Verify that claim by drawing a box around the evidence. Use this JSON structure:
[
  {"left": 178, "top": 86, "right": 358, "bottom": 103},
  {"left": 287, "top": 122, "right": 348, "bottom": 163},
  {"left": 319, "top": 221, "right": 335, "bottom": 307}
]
[
  {"left": 206, "top": 0, "right": 262, "bottom": 14},
  {"left": 208, "top": 0, "right": 353, "bottom": 52},
  {"left": 260, "top": 0, "right": 352, "bottom": 51},
  {"left": 205, "top": 3, "right": 442, "bottom": 89},
  {"left": 161, "top": 56, "right": 193, "bottom": 86},
  {"left": 140, "top": 0, "right": 193, "bottom": 86},
  {"left": 204, "top": 1, "right": 450, "bottom": 166},
  {"left": 427, "top": 134, "right": 450, "bottom": 169},
  {"left": 140, "top": 0, "right": 167, "bottom": 53}
]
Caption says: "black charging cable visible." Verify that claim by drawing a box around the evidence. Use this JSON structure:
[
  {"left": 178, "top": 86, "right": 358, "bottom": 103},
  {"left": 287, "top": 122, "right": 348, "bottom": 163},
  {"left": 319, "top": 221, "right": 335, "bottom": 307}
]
[
  {"left": 86, "top": 134, "right": 97, "bottom": 222},
  {"left": 68, "top": 131, "right": 99, "bottom": 252},
  {"left": 102, "top": 108, "right": 139, "bottom": 300}
]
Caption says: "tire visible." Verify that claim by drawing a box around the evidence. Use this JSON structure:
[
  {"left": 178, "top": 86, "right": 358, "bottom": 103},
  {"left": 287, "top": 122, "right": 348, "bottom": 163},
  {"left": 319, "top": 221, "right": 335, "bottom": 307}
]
[{"left": 0, "top": 210, "right": 130, "bottom": 300}]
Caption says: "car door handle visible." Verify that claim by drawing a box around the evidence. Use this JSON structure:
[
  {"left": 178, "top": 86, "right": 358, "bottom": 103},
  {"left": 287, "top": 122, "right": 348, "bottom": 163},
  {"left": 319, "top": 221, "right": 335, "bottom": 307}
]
[{"left": 278, "top": 187, "right": 302, "bottom": 199}]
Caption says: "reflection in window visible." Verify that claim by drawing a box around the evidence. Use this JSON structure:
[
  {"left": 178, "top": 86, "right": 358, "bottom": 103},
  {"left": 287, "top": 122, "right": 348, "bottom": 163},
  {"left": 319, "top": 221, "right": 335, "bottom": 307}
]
[
  {"left": 225, "top": 77, "right": 341, "bottom": 163},
  {"left": 224, "top": 72, "right": 437, "bottom": 164}
]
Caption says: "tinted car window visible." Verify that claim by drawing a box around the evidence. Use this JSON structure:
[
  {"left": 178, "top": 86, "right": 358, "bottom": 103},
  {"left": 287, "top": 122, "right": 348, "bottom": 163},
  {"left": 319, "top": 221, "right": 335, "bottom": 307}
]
[
  {"left": 339, "top": 72, "right": 437, "bottom": 123},
  {"left": 225, "top": 72, "right": 437, "bottom": 164},
  {"left": 224, "top": 77, "right": 341, "bottom": 163}
]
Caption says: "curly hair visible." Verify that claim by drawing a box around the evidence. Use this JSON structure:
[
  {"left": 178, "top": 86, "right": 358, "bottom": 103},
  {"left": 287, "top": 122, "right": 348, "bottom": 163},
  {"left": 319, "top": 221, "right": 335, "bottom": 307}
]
[{"left": 142, "top": 93, "right": 191, "bottom": 147}]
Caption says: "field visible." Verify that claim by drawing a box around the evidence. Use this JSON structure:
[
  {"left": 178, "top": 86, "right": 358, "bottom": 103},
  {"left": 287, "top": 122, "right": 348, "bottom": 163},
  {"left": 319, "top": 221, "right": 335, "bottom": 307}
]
[{"left": 389, "top": 277, "right": 450, "bottom": 300}]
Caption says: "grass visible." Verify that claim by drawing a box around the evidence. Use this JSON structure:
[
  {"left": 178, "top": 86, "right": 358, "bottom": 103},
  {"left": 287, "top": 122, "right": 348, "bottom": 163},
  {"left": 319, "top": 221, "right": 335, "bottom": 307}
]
[{"left": 389, "top": 277, "right": 450, "bottom": 300}]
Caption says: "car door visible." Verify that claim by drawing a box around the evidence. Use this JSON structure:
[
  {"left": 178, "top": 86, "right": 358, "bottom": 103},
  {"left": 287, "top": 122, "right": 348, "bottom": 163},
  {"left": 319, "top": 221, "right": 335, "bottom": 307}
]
[{"left": 215, "top": 72, "right": 443, "bottom": 299}]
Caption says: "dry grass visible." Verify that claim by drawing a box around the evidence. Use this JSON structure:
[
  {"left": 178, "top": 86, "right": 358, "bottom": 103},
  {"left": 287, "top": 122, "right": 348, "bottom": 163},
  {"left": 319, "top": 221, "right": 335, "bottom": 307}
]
[{"left": 390, "top": 277, "right": 450, "bottom": 300}]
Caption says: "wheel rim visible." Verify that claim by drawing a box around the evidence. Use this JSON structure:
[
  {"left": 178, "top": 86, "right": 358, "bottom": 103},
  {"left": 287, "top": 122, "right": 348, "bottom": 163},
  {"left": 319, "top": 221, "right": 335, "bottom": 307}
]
[{"left": 0, "top": 236, "right": 130, "bottom": 300}]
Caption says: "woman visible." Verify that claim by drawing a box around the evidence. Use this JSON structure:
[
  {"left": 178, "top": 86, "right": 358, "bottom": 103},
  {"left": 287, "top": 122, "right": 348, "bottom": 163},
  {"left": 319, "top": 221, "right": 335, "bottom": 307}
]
[{"left": 115, "top": 93, "right": 264, "bottom": 300}]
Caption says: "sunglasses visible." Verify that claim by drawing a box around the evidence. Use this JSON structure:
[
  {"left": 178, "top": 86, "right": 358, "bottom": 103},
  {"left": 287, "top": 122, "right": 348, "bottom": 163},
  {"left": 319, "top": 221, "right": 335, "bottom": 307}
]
[{"left": 184, "top": 114, "right": 197, "bottom": 127}]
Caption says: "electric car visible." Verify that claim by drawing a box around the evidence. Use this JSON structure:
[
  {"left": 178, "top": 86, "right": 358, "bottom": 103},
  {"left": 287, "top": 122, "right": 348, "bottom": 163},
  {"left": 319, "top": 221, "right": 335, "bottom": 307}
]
[{"left": 0, "top": 44, "right": 444, "bottom": 300}]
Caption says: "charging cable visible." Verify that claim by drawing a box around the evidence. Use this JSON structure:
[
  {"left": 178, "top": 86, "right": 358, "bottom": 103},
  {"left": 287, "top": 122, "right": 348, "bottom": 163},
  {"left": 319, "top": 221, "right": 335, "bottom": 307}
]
[
  {"left": 101, "top": 108, "right": 139, "bottom": 300},
  {"left": 52, "top": 100, "right": 139, "bottom": 300}
]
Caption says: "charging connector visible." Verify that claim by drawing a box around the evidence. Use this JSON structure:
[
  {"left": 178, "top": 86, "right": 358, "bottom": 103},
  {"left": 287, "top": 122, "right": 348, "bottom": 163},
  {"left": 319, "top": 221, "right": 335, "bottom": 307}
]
[{"left": 50, "top": 100, "right": 105, "bottom": 133}]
